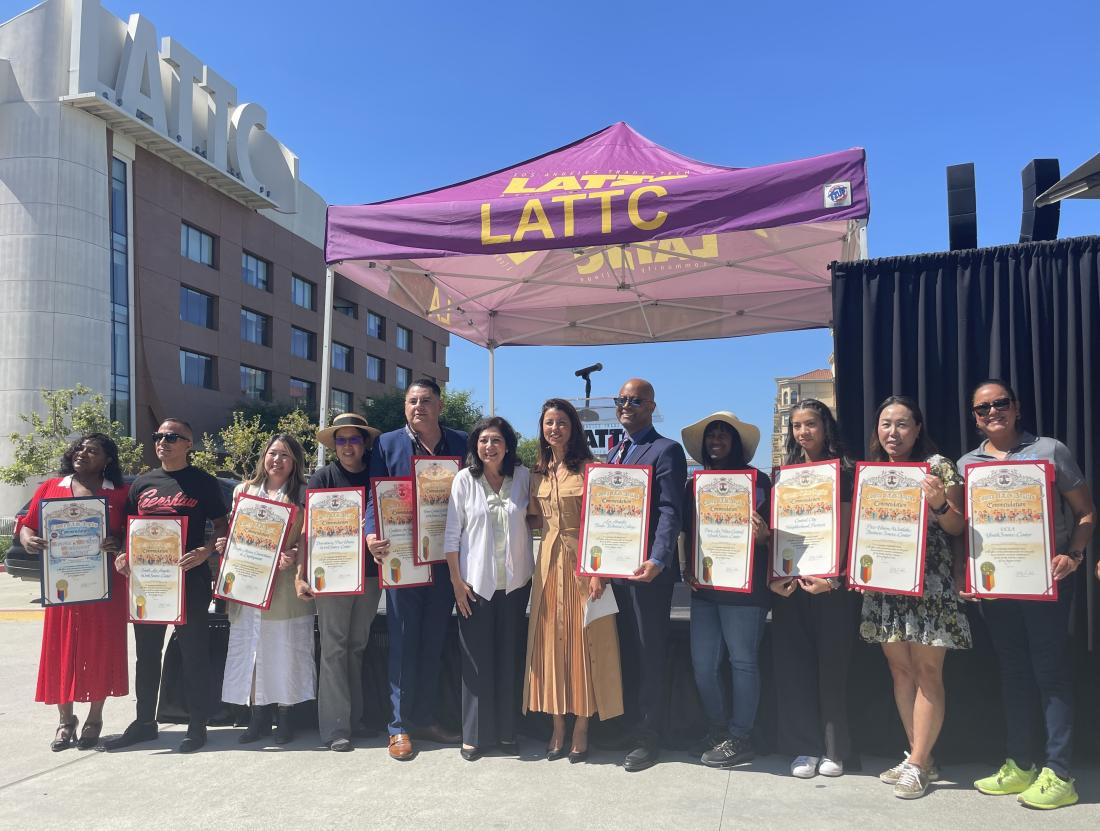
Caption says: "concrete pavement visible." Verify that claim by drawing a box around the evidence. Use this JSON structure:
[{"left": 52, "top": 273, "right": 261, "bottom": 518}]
[{"left": 0, "top": 573, "right": 1097, "bottom": 829}]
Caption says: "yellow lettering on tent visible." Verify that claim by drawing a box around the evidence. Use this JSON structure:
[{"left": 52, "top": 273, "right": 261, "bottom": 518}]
[
  {"left": 503, "top": 177, "right": 539, "bottom": 194},
  {"left": 627, "top": 185, "right": 668, "bottom": 231},
  {"left": 536, "top": 176, "right": 582, "bottom": 193},
  {"left": 591, "top": 189, "right": 625, "bottom": 233},
  {"left": 505, "top": 251, "right": 539, "bottom": 265},
  {"left": 429, "top": 286, "right": 451, "bottom": 324},
  {"left": 610, "top": 175, "right": 648, "bottom": 187},
  {"left": 514, "top": 199, "right": 555, "bottom": 242},
  {"left": 580, "top": 174, "right": 616, "bottom": 189},
  {"left": 551, "top": 193, "right": 587, "bottom": 237},
  {"left": 575, "top": 250, "right": 603, "bottom": 275},
  {"left": 480, "top": 203, "right": 511, "bottom": 245}
]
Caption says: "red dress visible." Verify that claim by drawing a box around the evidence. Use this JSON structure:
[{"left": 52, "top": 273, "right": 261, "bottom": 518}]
[{"left": 17, "top": 477, "right": 131, "bottom": 704}]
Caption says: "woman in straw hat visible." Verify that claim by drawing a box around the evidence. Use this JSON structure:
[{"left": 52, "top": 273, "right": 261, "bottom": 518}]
[{"left": 680, "top": 412, "right": 771, "bottom": 769}]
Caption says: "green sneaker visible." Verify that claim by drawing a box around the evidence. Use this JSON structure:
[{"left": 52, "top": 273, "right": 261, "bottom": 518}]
[
  {"left": 974, "top": 759, "right": 1037, "bottom": 795},
  {"left": 1017, "top": 768, "right": 1078, "bottom": 810}
]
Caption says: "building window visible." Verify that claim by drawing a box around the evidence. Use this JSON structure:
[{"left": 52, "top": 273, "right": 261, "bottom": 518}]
[
  {"left": 332, "top": 342, "right": 353, "bottom": 373},
  {"left": 428, "top": 338, "right": 438, "bottom": 363},
  {"left": 242, "top": 251, "right": 270, "bottom": 291},
  {"left": 291, "top": 274, "right": 315, "bottom": 310},
  {"left": 782, "top": 389, "right": 790, "bottom": 406},
  {"left": 290, "top": 326, "right": 316, "bottom": 360},
  {"left": 110, "top": 158, "right": 131, "bottom": 433},
  {"left": 334, "top": 296, "right": 357, "bottom": 318},
  {"left": 395, "top": 365, "right": 411, "bottom": 390},
  {"left": 240, "top": 365, "right": 270, "bottom": 401},
  {"left": 180, "top": 350, "right": 215, "bottom": 389},
  {"left": 180, "top": 222, "right": 214, "bottom": 267},
  {"left": 366, "top": 354, "right": 385, "bottom": 383},
  {"left": 240, "top": 308, "right": 271, "bottom": 346},
  {"left": 367, "top": 311, "right": 385, "bottom": 340},
  {"left": 396, "top": 325, "right": 412, "bottom": 352},
  {"left": 289, "top": 377, "right": 316, "bottom": 410},
  {"left": 179, "top": 286, "right": 215, "bottom": 329},
  {"left": 331, "top": 388, "right": 352, "bottom": 415}
]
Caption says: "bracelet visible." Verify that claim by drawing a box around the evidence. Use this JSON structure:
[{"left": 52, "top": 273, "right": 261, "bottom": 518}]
[
  {"left": 1065, "top": 549, "right": 1084, "bottom": 563},
  {"left": 931, "top": 501, "right": 950, "bottom": 516}
]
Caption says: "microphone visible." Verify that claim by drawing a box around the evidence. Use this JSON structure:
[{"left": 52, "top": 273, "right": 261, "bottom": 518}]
[{"left": 574, "top": 362, "right": 603, "bottom": 377}]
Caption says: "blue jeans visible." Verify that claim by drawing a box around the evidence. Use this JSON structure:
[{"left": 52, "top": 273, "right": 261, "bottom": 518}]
[{"left": 690, "top": 597, "right": 767, "bottom": 739}]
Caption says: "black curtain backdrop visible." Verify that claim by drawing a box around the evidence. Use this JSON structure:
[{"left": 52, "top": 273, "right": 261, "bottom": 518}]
[{"left": 831, "top": 235, "right": 1100, "bottom": 766}]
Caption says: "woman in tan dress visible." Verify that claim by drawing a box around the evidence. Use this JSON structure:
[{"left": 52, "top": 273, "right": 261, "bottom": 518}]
[{"left": 524, "top": 398, "right": 623, "bottom": 763}]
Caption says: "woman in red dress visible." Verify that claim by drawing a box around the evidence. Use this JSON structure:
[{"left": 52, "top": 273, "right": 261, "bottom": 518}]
[{"left": 16, "top": 433, "right": 131, "bottom": 750}]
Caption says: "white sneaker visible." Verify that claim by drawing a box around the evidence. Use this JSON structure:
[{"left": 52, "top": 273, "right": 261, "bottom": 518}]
[
  {"left": 818, "top": 758, "right": 844, "bottom": 777},
  {"left": 791, "top": 755, "right": 819, "bottom": 778}
]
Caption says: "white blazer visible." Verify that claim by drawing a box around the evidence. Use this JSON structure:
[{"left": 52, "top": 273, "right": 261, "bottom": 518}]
[{"left": 444, "top": 466, "right": 533, "bottom": 601}]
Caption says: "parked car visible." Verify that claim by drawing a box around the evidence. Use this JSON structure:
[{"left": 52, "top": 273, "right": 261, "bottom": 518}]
[{"left": 4, "top": 475, "right": 240, "bottom": 583}]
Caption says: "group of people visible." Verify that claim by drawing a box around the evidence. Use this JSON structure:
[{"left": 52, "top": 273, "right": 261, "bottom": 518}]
[{"left": 15, "top": 376, "right": 1095, "bottom": 810}]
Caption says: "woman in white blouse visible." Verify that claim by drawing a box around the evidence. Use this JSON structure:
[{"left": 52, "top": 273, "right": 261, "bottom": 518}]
[{"left": 444, "top": 416, "right": 534, "bottom": 761}]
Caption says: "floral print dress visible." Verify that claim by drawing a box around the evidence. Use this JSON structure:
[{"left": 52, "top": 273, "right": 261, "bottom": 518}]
[{"left": 859, "top": 454, "right": 973, "bottom": 649}]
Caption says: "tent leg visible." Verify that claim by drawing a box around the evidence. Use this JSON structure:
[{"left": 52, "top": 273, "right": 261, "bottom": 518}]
[
  {"left": 316, "top": 267, "right": 335, "bottom": 471},
  {"left": 488, "top": 345, "right": 495, "bottom": 416}
]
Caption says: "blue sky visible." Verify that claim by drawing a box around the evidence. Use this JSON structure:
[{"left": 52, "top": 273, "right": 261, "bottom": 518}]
[{"left": 7, "top": 0, "right": 1100, "bottom": 463}]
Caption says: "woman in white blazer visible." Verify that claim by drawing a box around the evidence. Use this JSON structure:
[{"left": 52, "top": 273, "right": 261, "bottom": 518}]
[{"left": 444, "top": 416, "right": 534, "bottom": 761}]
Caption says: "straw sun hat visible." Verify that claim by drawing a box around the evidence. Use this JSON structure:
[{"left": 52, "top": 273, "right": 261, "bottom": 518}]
[
  {"left": 681, "top": 412, "right": 761, "bottom": 465},
  {"left": 316, "top": 412, "right": 381, "bottom": 450}
]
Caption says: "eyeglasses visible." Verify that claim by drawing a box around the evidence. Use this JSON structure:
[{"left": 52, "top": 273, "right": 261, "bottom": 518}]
[
  {"left": 972, "top": 397, "right": 1013, "bottom": 417},
  {"left": 152, "top": 432, "right": 190, "bottom": 444},
  {"left": 613, "top": 396, "right": 650, "bottom": 408},
  {"left": 333, "top": 435, "right": 364, "bottom": 446}
]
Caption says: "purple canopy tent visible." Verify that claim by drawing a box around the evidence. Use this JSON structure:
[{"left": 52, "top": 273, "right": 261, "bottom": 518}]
[{"left": 321, "top": 122, "right": 869, "bottom": 428}]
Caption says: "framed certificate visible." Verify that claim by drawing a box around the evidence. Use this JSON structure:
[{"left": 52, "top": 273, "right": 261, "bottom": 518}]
[
  {"left": 39, "top": 496, "right": 111, "bottom": 606},
  {"left": 964, "top": 460, "right": 1057, "bottom": 601},
  {"left": 848, "top": 462, "right": 929, "bottom": 596},
  {"left": 693, "top": 470, "right": 756, "bottom": 593},
  {"left": 412, "top": 456, "right": 462, "bottom": 565},
  {"left": 214, "top": 493, "right": 297, "bottom": 610},
  {"left": 305, "top": 487, "right": 366, "bottom": 595},
  {"left": 577, "top": 464, "right": 651, "bottom": 578},
  {"left": 127, "top": 516, "right": 187, "bottom": 625},
  {"left": 373, "top": 478, "right": 433, "bottom": 589},
  {"left": 771, "top": 459, "right": 841, "bottom": 579}
]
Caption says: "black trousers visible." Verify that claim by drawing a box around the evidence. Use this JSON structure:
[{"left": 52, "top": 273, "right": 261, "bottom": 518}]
[
  {"left": 770, "top": 587, "right": 856, "bottom": 761},
  {"left": 613, "top": 569, "right": 675, "bottom": 742},
  {"left": 134, "top": 568, "right": 212, "bottom": 726},
  {"left": 457, "top": 582, "right": 531, "bottom": 748}
]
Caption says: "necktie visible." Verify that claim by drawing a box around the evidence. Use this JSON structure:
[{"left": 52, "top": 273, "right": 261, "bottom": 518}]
[{"left": 617, "top": 439, "right": 632, "bottom": 464}]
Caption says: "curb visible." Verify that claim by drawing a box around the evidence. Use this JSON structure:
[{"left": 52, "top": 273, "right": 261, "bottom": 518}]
[{"left": 0, "top": 610, "right": 44, "bottom": 620}]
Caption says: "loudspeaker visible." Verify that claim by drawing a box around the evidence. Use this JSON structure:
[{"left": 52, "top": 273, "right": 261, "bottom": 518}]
[
  {"left": 946, "top": 163, "right": 977, "bottom": 251},
  {"left": 1020, "top": 158, "right": 1060, "bottom": 243}
]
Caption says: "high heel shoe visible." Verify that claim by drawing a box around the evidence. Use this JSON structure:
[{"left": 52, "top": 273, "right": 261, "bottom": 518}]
[
  {"left": 77, "top": 720, "right": 103, "bottom": 750},
  {"left": 51, "top": 716, "right": 78, "bottom": 752},
  {"left": 460, "top": 745, "right": 482, "bottom": 762},
  {"left": 546, "top": 743, "right": 568, "bottom": 761},
  {"left": 568, "top": 748, "right": 589, "bottom": 764}
]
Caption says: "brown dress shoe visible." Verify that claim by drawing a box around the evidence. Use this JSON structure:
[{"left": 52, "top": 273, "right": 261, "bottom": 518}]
[
  {"left": 388, "top": 733, "right": 414, "bottom": 761},
  {"left": 409, "top": 724, "right": 461, "bottom": 744}
]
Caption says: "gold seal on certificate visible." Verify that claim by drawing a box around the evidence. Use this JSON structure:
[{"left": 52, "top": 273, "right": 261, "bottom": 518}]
[
  {"left": 214, "top": 494, "right": 296, "bottom": 610},
  {"left": 305, "top": 487, "right": 366, "bottom": 595},
  {"left": 771, "top": 460, "right": 841, "bottom": 579},
  {"left": 848, "top": 462, "right": 929, "bottom": 596},
  {"left": 965, "top": 460, "right": 1056, "bottom": 601},
  {"left": 373, "top": 478, "right": 433, "bottom": 589},
  {"left": 40, "top": 496, "right": 111, "bottom": 606},
  {"left": 693, "top": 471, "right": 756, "bottom": 592},
  {"left": 127, "top": 516, "right": 187, "bottom": 624},
  {"left": 412, "top": 456, "right": 461, "bottom": 565},
  {"left": 578, "top": 464, "right": 651, "bottom": 578}
]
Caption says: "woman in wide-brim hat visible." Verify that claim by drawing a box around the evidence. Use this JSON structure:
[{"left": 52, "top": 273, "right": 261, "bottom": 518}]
[
  {"left": 679, "top": 411, "right": 772, "bottom": 770},
  {"left": 316, "top": 412, "right": 380, "bottom": 451}
]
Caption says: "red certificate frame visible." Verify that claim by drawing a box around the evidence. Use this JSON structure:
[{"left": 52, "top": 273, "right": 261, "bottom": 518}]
[
  {"left": 126, "top": 515, "right": 187, "bottom": 625},
  {"left": 963, "top": 459, "right": 1058, "bottom": 601},
  {"left": 214, "top": 492, "right": 297, "bottom": 610},
  {"left": 577, "top": 463, "right": 652, "bottom": 579},
  {"left": 373, "top": 477, "right": 433, "bottom": 589},
  {"left": 411, "top": 456, "right": 462, "bottom": 565},
  {"left": 692, "top": 469, "right": 756, "bottom": 593},
  {"left": 304, "top": 487, "right": 366, "bottom": 596},
  {"left": 847, "top": 462, "right": 929, "bottom": 597},
  {"left": 770, "top": 459, "right": 842, "bottom": 579}
]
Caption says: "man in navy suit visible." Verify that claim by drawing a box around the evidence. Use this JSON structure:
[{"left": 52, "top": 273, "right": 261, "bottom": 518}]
[
  {"left": 366, "top": 379, "right": 467, "bottom": 760},
  {"left": 609, "top": 378, "right": 687, "bottom": 771}
]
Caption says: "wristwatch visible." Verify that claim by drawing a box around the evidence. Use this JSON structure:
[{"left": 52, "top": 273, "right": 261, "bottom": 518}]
[
  {"left": 826, "top": 577, "right": 843, "bottom": 591},
  {"left": 930, "top": 501, "right": 950, "bottom": 516},
  {"left": 1065, "top": 549, "right": 1084, "bottom": 563}
]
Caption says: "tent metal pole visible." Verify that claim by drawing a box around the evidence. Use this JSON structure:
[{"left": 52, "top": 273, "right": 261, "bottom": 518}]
[
  {"left": 488, "top": 344, "right": 496, "bottom": 416},
  {"left": 316, "top": 266, "right": 335, "bottom": 470}
]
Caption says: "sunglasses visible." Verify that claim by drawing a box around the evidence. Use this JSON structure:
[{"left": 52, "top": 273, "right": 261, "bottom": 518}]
[
  {"left": 152, "top": 432, "right": 190, "bottom": 444},
  {"left": 972, "top": 397, "right": 1013, "bottom": 417},
  {"left": 333, "top": 435, "right": 364, "bottom": 446},
  {"left": 613, "top": 396, "right": 650, "bottom": 408}
]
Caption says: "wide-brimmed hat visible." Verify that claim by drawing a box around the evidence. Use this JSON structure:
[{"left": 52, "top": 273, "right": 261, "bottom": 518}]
[
  {"left": 317, "top": 412, "right": 381, "bottom": 450},
  {"left": 681, "top": 411, "right": 761, "bottom": 465}
]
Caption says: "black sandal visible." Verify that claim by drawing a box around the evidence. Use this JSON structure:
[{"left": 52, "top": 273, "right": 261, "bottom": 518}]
[
  {"left": 77, "top": 720, "right": 103, "bottom": 750},
  {"left": 51, "top": 716, "right": 78, "bottom": 752}
]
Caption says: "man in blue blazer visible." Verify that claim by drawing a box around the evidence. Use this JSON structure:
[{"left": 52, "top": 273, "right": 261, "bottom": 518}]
[
  {"left": 366, "top": 379, "right": 468, "bottom": 760},
  {"left": 609, "top": 378, "right": 687, "bottom": 772}
]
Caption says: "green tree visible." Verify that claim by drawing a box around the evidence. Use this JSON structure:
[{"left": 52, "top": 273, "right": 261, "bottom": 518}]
[
  {"left": 0, "top": 385, "right": 145, "bottom": 485},
  {"left": 516, "top": 436, "right": 539, "bottom": 469},
  {"left": 361, "top": 386, "right": 485, "bottom": 434},
  {"left": 191, "top": 407, "right": 320, "bottom": 478}
]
